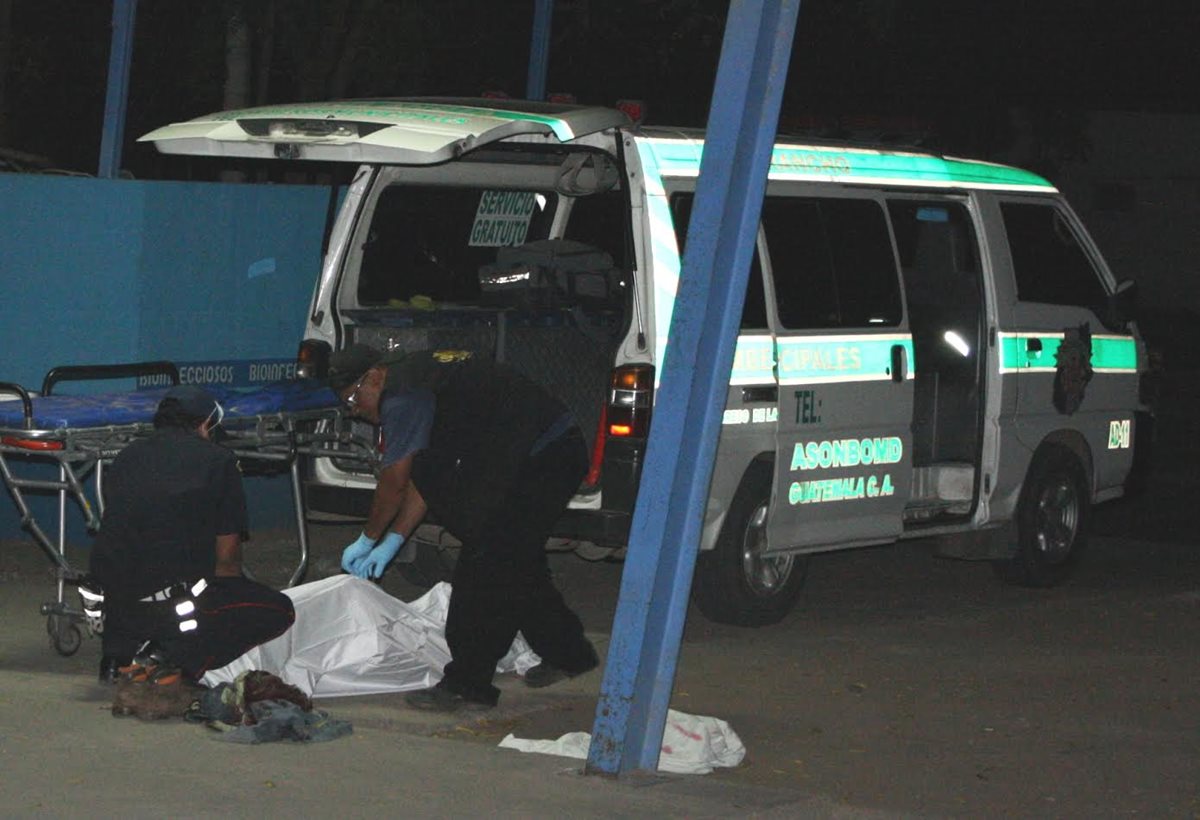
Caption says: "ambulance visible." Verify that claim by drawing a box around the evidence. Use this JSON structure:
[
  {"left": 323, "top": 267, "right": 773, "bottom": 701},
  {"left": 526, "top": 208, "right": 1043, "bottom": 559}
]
[{"left": 141, "top": 98, "right": 1146, "bottom": 625}]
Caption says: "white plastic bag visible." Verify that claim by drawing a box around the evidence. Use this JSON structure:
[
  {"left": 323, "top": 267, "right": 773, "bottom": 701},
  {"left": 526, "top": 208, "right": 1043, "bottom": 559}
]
[
  {"left": 498, "top": 709, "right": 746, "bottom": 774},
  {"left": 203, "top": 576, "right": 539, "bottom": 697}
]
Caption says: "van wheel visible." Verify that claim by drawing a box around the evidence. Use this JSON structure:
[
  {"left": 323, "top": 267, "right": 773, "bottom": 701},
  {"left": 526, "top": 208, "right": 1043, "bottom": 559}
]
[
  {"left": 994, "top": 446, "right": 1089, "bottom": 587},
  {"left": 694, "top": 461, "right": 807, "bottom": 626}
]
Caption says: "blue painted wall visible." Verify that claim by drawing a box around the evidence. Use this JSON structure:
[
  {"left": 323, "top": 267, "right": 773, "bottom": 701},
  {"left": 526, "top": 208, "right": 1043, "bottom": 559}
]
[
  {"left": 1, "top": 176, "right": 142, "bottom": 382},
  {"left": 0, "top": 175, "right": 333, "bottom": 541}
]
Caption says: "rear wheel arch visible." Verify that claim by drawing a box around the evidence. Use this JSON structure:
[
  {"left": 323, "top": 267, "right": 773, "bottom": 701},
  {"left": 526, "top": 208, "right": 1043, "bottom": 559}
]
[
  {"left": 994, "top": 441, "right": 1090, "bottom": 587},
  {"left": 1036, "top": 429, "right": 1094, "bottom": 498}
]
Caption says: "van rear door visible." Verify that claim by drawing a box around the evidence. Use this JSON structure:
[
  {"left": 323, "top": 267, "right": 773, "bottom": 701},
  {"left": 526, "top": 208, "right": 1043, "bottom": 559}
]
[{"left": 139, "top": 98, "right": 629, "bottom": 164}]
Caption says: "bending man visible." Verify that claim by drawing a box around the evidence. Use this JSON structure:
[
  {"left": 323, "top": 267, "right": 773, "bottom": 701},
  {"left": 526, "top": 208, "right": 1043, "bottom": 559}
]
[
  {"left": 89, "top": 385, "right": 295, "bottom": 685},
  {"left": 329, "top": 345, "right": 598, "bottom": 712}
]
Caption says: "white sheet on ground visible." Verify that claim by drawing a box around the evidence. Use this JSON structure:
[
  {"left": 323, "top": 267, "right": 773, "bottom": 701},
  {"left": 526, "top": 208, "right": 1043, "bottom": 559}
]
[
  {"left": 498, "top": 709, "right": 746, "bottom": 775},
  {"left": 202, "top": 576, "right": 540, "bottom": 698}
]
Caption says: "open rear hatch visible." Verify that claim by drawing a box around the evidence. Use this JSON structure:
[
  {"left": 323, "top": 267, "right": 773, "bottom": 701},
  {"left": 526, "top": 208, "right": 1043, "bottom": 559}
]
[{"left": 139, "top": 97, "right": 630, "bottom": 164}]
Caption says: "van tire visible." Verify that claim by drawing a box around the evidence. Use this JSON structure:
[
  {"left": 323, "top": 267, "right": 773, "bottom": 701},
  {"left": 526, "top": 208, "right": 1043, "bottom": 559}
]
[
  {"left": 994, "top": 446, "right": 1089, "bottom": 588},
  {"left": 693, "top": 461, "right": 807, "bottom": 626}
]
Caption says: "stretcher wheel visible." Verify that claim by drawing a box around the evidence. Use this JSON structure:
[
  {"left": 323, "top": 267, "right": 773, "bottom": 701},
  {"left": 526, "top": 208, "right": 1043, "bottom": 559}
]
[{"left": 47, "top": 614, "right": 82, "bottom": 656}]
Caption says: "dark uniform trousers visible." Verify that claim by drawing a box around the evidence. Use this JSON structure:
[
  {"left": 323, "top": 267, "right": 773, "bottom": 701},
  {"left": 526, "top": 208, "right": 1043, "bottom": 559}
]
[
  {"left": 103, "top": 576, "right": 295, "bottom": 681},
  {"left": 440, "top": 428, "right": 594, "bottom": 705}
]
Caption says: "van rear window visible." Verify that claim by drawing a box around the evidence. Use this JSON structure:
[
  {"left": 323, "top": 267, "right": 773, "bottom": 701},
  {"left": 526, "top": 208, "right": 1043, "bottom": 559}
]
[{"left": 356, "top": 185, "right": 558, "bottom": 306}]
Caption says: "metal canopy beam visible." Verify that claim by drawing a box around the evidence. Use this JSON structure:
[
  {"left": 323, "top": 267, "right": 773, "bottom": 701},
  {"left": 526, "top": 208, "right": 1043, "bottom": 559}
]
[
  {"left": 525, "top": 0, "right": 554, "bottom": 101},
  {"left": 586, "top": 0, "right": 801, "bottom": 777},
  {"left": 98, "top": 0, "right": 138, "bottom": 178}
]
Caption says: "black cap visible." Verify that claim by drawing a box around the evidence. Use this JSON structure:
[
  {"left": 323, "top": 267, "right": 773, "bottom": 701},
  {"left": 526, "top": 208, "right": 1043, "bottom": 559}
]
[
  {"left": 327, "top": 343, "right": 382, "bottom": 392},
  {"left": 162, "top": 384, "right": 221, "bottom": 419}
]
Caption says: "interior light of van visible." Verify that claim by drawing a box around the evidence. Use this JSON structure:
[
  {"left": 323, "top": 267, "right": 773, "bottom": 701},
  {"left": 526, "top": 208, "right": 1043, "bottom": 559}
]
[
  {"left": 943, "top": 330, "right": 971, "bottom": 357},
  {"left": 535, "top": 193, "right": 547, "bottom": 210}
]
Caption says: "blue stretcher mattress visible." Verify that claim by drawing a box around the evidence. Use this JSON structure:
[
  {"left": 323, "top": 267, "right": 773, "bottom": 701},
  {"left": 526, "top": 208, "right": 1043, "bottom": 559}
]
[{"left": 0, "top": 380, "right": 339, "bottom": 431}]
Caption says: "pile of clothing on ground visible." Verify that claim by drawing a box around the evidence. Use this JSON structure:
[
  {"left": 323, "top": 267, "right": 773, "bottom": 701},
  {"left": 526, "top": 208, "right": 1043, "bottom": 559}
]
[{"left": 111, "top": 660, "right": 351, "bottom": 744}]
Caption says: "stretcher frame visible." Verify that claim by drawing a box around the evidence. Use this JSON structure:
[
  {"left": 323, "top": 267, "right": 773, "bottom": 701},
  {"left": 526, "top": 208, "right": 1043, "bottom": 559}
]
[{"left": 0, "top": 361, "right": 376, "bottom": 656}]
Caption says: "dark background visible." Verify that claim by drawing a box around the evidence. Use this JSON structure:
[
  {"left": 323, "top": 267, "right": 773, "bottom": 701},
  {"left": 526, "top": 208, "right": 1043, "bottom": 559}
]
[
  {"left": 2, "top": 1, "right": 1198, "bottom": 179},
  {"left": 3, "top": 1, "right": 1199, "bottom": 368}
]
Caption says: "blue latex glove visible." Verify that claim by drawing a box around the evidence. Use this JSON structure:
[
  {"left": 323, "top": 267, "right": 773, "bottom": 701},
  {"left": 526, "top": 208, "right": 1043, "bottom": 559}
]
[
  {"left": 341, "top": 532, "right": 376, "bottom": 574},
  {"left": 350, "top": 532, "right": 406, "bottom": 580}
]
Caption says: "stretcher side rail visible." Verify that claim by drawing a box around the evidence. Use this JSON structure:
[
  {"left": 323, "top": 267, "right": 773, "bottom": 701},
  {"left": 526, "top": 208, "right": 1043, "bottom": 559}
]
[
  {"left": 42, "top": 361, "right": 180, "bottom": 398},
  {"left": 221, "top": 409, "right": 379, "bottom": 589},
  {"left": 0, "top": 381, "right": 34, "bottom": 428},
  {"left": 1, "top": 361, "right": 182, "bottom": 656}
]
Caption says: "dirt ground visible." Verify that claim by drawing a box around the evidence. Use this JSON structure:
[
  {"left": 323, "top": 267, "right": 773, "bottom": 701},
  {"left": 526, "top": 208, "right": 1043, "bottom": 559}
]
[{"left": 2, "top": 476, "right": 1198, "bottom": 817}]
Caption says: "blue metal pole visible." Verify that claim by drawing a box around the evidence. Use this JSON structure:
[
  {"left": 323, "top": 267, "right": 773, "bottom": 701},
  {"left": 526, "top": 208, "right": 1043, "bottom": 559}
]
[
  {"left": 525, "top": 0, "right": 553, "bottom": 101},
  {"left": 98, "top": 0, "right": 138, "bottom": 178},
  {"left": 585, "top": 0, "right": 801, "bottom": 777}
]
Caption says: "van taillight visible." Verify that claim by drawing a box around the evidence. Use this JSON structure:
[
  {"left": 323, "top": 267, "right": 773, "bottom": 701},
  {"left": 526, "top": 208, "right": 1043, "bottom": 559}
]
[
  {"left": 296, "top": 339, "right": 332, "bottom": 380},
  {"left": 607, "top": 364, "right": 654, "bottom": 439}
]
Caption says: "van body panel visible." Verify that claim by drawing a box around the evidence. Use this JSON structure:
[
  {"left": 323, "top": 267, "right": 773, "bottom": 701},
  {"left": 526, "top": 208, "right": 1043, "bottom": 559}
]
[{"left": 990, "top": 195, "right": 1140, "bottom": 499}]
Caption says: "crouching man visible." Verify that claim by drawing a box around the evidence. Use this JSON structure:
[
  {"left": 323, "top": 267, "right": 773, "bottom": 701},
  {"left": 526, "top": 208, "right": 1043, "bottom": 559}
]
[{"left": 89, "top": 385, "right": 295, "bottom": 689}]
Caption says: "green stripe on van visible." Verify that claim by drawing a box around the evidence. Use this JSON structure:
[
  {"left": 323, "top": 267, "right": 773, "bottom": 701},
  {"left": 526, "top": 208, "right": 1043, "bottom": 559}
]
[
  {"left": 368, "top": 102, "right": 578, "bottom": 140},
  {"left": 640, "top": 138, "right": 1054, "bottom": 191},
  {"left": 998, "top": 333, "right": 1138, "bottom": 373},
  {"left": 776, "top": 335, "right": 914, "bottom": 385},
  {"left": 731, "top": 335, "right": 775, "bottom": 385}
]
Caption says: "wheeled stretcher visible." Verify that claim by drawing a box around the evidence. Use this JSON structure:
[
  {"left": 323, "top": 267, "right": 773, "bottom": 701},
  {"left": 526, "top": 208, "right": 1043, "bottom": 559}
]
[{"left": 0, "top": 361, "right": 375, "bottom": 657}]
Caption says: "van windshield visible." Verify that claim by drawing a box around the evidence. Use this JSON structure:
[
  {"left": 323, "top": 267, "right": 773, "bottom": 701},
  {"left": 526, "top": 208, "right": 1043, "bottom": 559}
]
[{"left": 357, "top": 185, "right": 559, "bottom": 306}]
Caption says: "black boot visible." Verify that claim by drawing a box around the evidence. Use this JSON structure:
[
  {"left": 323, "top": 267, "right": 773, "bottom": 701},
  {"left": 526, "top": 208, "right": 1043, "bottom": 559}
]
[
  {"left": 119, "top": 640, "right": 177, "bottom": 683},
  {"left": 98, "top": 655, "right": 129, "bottom": 685}
]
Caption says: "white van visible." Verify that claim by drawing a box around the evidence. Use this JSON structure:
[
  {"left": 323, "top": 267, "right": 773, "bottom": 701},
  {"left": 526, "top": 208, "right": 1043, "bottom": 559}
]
[{"left": 143, "top": 98, "right": 1145, "bottom": 625}]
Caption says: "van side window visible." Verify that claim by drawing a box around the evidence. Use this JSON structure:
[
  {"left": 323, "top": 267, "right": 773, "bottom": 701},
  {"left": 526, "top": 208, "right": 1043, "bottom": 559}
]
[
  {"left": 1000, "top": 202, "right": 1108, "bottom": 308},
  {"left": 763, "top": 197, "right": 902, "bottom": 329},
  {"left": 668, "top": 193, "right": 769, "bottom": 329},
  {"left": 357, "top": 185, "right": 557, "bottom": 306}
]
